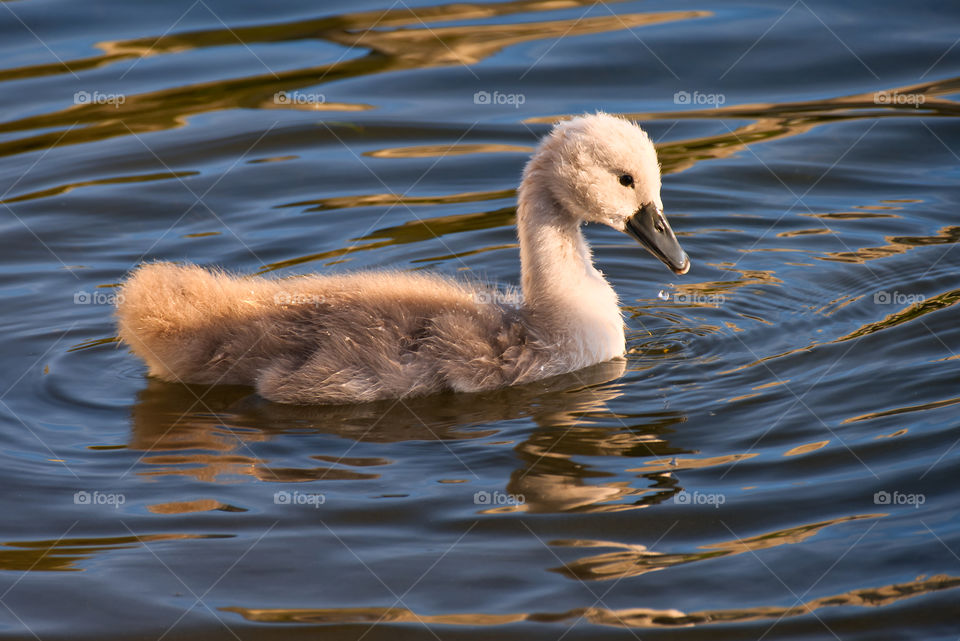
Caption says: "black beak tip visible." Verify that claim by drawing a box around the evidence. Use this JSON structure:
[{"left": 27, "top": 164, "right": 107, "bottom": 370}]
[{"left": 624, "top": 207, "right": 691, "bottom": 276}]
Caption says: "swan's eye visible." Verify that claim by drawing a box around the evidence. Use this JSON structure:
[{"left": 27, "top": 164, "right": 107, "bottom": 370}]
[{"left": 618, "top": 174, "right": 634, "bottom": 188}]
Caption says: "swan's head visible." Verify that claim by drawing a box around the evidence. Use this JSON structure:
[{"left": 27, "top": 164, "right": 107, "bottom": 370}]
[{"left": 529, "top": 112, "right": 690, "bottom": 275}]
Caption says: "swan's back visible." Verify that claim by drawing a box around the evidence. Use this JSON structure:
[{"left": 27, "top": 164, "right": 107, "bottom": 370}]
[{"left": 117, "top": 263, "right": 552, "bottom": 403}]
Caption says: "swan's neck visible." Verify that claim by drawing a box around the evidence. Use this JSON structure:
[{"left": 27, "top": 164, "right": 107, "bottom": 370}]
[{"left": 517, "top": 185, "right": 625, "bottom": 367}]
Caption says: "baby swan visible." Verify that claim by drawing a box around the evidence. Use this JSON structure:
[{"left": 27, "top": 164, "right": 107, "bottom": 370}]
[{"left": 117, "top": 113, "right": 690, "bottom": 404}]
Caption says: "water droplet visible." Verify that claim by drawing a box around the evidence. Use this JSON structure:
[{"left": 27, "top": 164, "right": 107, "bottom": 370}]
[{"left": 658, "top": 290, "right": 670, "bottom": 301}]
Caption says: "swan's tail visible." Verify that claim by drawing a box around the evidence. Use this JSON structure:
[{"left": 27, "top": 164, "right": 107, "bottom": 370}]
[{"left": 116, "top": 262, "right": 267, "bottom": 385}]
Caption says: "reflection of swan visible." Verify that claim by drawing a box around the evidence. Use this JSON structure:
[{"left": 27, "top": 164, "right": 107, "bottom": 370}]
[
  {"left": 117, "top": 114, "right": 689, "bottom": 404},
  {"left": 506, "top": 405, "right": 689, "bottom": 514},
  {"left": 126, "top": 360, "right": 632, "bottom": 482},
  {"left": 129, "top": 358, "right": 690, "bottom": 514}
]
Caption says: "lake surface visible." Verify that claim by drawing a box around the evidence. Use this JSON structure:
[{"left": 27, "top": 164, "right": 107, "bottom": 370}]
[{"left": 0, "top": 0, "right": 958, "bottom": 639}]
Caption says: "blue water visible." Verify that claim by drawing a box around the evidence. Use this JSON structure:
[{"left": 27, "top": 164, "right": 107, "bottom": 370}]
[{"left": 0, "top": 0, "right": 958, "bottom": 639}]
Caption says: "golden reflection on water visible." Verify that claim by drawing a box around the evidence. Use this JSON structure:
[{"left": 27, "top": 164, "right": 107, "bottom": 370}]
[
  {"left": 95, "top": 0, "right": 637, "bottom": 59},
  {"left": 812, "top": 292, "right": 865, "bottom": 317},
  {"left": 782, "top": 440, "right": 829, "bottom": 457},
  {"left": 626, "top": 453, "right": 757, "bottom": 474},
  {"left": 147, "top": 498, "right": 245, "bottom": 514},
  {"left": 259, "top": 81, "right": 960, "bottom": 273},
  {"left": 823, "top": 225, "right": 960, "bottom": 264},
  {"left": 843, "top": 395, "right": 960, "bottom": 424},
  {"left": 0, "top": 533, "right": 230, "bottom": 572},
  {"left": 3, "top": 0, "right": 955, "bottom": 297},
  {"left": 259, "top": 100, "right": 373, "bottom": 113},
  {"left": 365, "top": 143, "right": 532, "bottom": 159},
  {"left": 875, "top": 428, "right": 908, "bottom": 439},
  {"left": 222, "top": 573, "right": 960, "bottom": 628},
  {"left": 505, "top": 413, "right": 690, "bottom": 513},
  {"left": 551, "top": 513, "right": 883, "bottom": 581},
  {"left": 531, "top": 74, "right": 960, "bottom": 175},
  {"left": 776, "top": 228, "right": 833, "bottom": 238},
  {"left": 805, "top": 211, "right": 901, "bottom": 220},
  {"left": 0, "top": 1, "right": 707, "bottom": 158},
  {"left": 278, "top": 188, "right": 515, "bottom": 213},
  {"left": 2, "top": 0, "right": 958, "bottom": 295},
  {"left": 258, "top": 205, "right": 517, "bottom": 273},
  {"left": 836, "top": 286, "right": 960, "bottom": 341},
  {"left": 0, "top": 171, "right": 198, "bottom": 205}
]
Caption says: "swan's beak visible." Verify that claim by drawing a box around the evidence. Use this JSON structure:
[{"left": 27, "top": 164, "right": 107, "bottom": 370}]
[{"left": 625, "top": 203, "right": 691, "bottom": 275}]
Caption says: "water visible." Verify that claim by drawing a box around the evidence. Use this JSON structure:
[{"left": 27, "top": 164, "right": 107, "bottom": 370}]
[{"left": 0, "top": 0, "right": 958, "bottom": 638}]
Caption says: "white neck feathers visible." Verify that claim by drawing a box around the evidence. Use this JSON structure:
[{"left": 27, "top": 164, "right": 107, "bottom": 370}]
[{"left": 516, "top": 182, "right": 626, "bottom": 368}]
